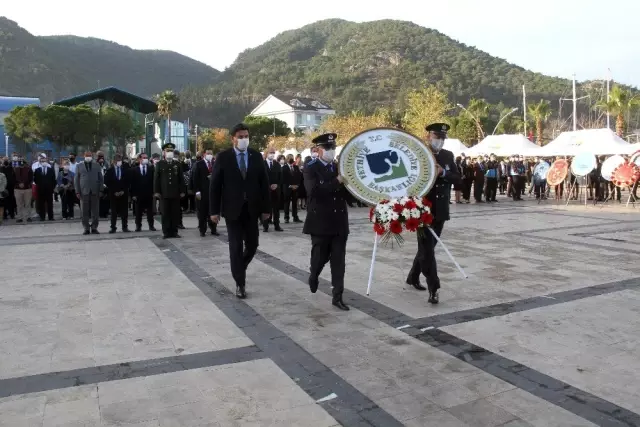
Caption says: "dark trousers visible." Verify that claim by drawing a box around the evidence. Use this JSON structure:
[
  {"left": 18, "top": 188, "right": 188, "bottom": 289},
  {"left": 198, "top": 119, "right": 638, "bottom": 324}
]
[
  {"left": 534, "top": 182, "right": 547, "bottom": 199},
  {"left": 511, "top": 176, "right": 523, "bottom": 200},
  {"left": 36, "top": 189, "right": 54, "bottom": 220},
  {"left": 310, "top": 234, "right": 347, "bottom": 302},
  {"left": 283, "top": 189, "right": 299, "bottom": 220},
  {"left": 407, "top": 220, "right": 445, "bottom": 293},
  {"left": 99, "top": 196, "right": 110, "bottom": 217},
  {"left": 109, "top": 194, "right": 129, "bottom": 229},
  {"left": 226, "top": 204, "right": 259, "bottom": 288},
  {"left": 263, "top": 189, "right": 280, "bottom": 229},
  {"left": 462, "top": 178, "right": 473, "bottom": 200},
  {"left": 485, "top": 178, "right": 497, "bottom": 201},
  {"left": 3, "top": 190, "right": 15, "bottom": 218},
  {"left": 61, "top": 190, "right": 75, "bottom": 218},
  {"left": 197, "top": 197, "right": 216, "bottom": 234},
  {"left": 135, "top": 196, "right": 154, "bottom": 229},
  {"left": 161, "top": 197, "right": 181, "bottom": 237},
  {"left": 498, "top": 177, "right": 507, "bottom": 194},
  {"left": 473, "top": 179, "right": 484, "bottom": 202}
]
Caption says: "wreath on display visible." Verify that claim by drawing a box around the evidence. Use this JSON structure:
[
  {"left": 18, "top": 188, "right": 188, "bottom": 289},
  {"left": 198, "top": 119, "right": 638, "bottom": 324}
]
[
  {"left": 611, "top": 162, "right": 640, "bottom": 188},
  {"left": 369, "top": 196, "right": 433, "bottom": 246}
]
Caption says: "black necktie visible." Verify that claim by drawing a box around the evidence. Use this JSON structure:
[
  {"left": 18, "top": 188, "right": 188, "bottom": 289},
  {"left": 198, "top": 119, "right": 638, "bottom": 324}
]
[
  {"left": 143, "top": 166, "right": 146, "bottom": 176},
  {"left": 87, "top": 162, "right": 91, "bottom": 172},
  {"left": 239, "top": 153, "right": 246, "bottom": 179}
]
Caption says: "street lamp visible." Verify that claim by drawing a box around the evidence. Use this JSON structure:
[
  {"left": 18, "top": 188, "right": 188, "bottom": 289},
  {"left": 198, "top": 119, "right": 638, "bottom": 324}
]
[
  {"left": 195, "top": 124, "right": 199, "bottom": 151},
  {"left": 492, "top": 108, "right": 519, "bottom": 135},
  {"left": 456, "top": 103, "right": 485, "bottom": 139},
  {"left": 4, "top": 134, "right": 8, "bottom": 158}
]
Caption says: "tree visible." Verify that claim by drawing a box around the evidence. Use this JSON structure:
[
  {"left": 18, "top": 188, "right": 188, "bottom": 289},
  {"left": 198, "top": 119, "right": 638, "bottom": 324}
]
[
  {"left": 154, "top": 90, "right": 180, "bottom": 144},
  {"left": 463, "top": 98, "right": 489, "bottom": 141},
  {"left": 320, "top": 109, "right": 394, "bottom": 143},
  {"left": 401, "top": 86, "right": 451, "bottom": 137},
  {"left": 448, "top": 115, "right": 477, "bottom": 146},
  {"left": 100, "top": 107, "right": 144, "bottom": 153},
  {"left": 197, "top": 128, "right": 233, "bottom": 154},
  {"left": 71, "top": 105, "right": 99, "bottom": 151},
  {"left": 243, "top": 115, "right": 290, "bottom": 152},
  {"left": 595, "top": 85, "right": 640, "bottom": 136},
  {"left": 3, "top": 105, "right": 44, "bottom": 143},
  {"left": 39, "top": 105, "right": 79, "bottom": 149},
  {"left": 528, "top": 100, "right": 552, "bottom": 146}
]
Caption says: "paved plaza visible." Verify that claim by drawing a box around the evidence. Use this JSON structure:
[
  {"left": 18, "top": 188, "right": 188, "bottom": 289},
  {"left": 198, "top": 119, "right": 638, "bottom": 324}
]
[{"left": 1, "top": 197, "right": 640, "bottom": 426}]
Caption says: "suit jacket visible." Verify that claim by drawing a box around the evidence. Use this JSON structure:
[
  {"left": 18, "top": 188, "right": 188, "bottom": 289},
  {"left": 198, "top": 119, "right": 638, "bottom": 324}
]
[
  {"left": 74, "top": 161, "right": 104, "bottom": 196},
  {"left": 264, "top": 159, "right": 282, "bottom": 189},
  {"left": 209, "top": 147, "right": 271, "bottom": 220},
  {"left": 281, "top": 163, "right": 302, "bottom": 191},
  {"left": 428, "top": 149, "right": 460, "bottom": 222},
  {"left": 104, "top": 166, "right": 130, "bottom": 196},
  {"left": 302, "top": 159, "right": 349, "bottom": 236},
  {"left": 192, "top": 159, "right": 214, "bottom": 200},
  {"left": 129, "top": 164, "right": 155, "bottom": 198},
  {"left": 33, "top": 166, "right": 56, "bottom": 193}
]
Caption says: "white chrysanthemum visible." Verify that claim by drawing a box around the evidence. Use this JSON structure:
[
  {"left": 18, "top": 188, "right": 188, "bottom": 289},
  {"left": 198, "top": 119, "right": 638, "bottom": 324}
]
[
  {"left": 391, "top": 212, "right": 399, "bottom": 221},
  {"left": 410, "top": 208, "right": 421, "bottom": 218},
  {"left": 401, "top": 208, "right": 411, "bottom": 219},
  {"left": 399, "top": 196, "right": 409, "bottom": 205},
  {"left": 414, "top": 198, "right": 423, "bottom": 207}
]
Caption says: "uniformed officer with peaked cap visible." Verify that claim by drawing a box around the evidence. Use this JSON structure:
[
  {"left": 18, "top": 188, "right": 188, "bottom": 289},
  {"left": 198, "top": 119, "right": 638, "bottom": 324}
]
[
  {"left": 405, "top": 123, "right": 461, "bottom": 303},
  {"left": 154, "top": 142, "right": 186, "bottom": 239},
  {"left": 303, "top": 132, "right": 350, "bottom": 310}
]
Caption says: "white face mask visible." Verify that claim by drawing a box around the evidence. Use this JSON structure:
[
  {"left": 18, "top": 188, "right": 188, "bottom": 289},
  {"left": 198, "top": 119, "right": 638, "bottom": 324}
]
[
  {"left": 205, "top": 154, "right": 213, "bottom": 162},
  {"left": 116, "top": 161, "right": 122, "bottom": 167},
  {"left": 165, "top": 151, "right": 174, "bottom": 160},
  {"left": 311, "top": 152, "right": 319, "bottom": 159},
  {"left": 141, "top": 158, "right": 149, "bottom": 165},
  {"left": 321, "top": 149, "right": 335, "bottom": 163},
  {"left": 236, "top": 138, "right": 250, "bottom": 151},
  {"left": 430, "top": 139, "right": 445, "bottom": 151},
  {"left": 267, "top": 154, "right": 275, "bottom": 161},
  {"left": 85, "top": 157, "right": 93, "bottom": 162}
]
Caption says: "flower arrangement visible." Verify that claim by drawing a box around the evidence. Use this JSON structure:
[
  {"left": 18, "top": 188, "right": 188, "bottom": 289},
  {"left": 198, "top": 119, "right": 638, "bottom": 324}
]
[{"left": 369, "top": 196, "right": 433, "bottom": 246}]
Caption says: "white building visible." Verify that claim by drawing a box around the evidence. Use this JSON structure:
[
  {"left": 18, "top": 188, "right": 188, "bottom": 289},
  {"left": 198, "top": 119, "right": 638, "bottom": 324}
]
[{"left": 250, "top": 95, "right": 335, "bottom": 132}]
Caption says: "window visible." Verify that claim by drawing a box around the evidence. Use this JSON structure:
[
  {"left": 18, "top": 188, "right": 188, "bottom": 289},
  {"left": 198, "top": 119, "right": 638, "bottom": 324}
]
[
  {"left": 296, "top": 114, "right": 302, "bottom": 124},
  {"left": 307, "top": 114, "right": 312, "bottom": 122},
  {"left": 315, "top": 115, "right": 322, "bottom": 123}
]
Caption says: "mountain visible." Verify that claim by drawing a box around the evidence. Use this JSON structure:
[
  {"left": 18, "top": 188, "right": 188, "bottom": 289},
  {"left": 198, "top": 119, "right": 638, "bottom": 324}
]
[{"left": 0, "top": 17, "right": 219, "bottom": 103}]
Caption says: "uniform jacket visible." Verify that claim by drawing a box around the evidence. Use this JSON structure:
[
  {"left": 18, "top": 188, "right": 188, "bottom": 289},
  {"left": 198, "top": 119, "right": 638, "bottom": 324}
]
[
  {"left": 74, "top": 161, "right": 104, "bottom": 196},
  {"left": 302, "top": 159, "right": 349, "bottom": 236},
  {"left": 154, "top": 159, "right": 186, "bottom": 199},
  {"left": 428, "top": 149, "right": 461, "bottom": 222},
  {"left": 208, "top": 147, "right": 271, "bottom": 220}
]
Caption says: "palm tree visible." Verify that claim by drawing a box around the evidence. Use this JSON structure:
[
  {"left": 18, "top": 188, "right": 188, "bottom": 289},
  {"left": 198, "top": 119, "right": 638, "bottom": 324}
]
[
  {"left": 596, "top": 85, "right": 640, "bottom": 136},
  {"left": 528, "top": 100, "right": 551, "bottom": 146},
  {"left": 154, "top": 90, "right": 180, "bottom": 144},
  {"left": 464, "top": 98, "right": 489, "bottom": 141}
]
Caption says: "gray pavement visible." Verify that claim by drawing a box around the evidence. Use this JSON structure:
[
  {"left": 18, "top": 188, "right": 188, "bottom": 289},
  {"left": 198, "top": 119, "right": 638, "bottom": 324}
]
[{"left": 1, "top": 195, "right": 639, "bottom": 426}]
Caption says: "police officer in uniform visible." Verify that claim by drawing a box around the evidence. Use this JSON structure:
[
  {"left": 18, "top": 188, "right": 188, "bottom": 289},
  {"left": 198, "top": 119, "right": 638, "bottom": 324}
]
[
  {"left": 154, "top": 143, "right": 186, "bottom": 239},
  {"left": 303, "top": 133, "right": 350, "bottom": 311},
  {"left": 406, "top": 123, "right": 461, "bottom": 303}
]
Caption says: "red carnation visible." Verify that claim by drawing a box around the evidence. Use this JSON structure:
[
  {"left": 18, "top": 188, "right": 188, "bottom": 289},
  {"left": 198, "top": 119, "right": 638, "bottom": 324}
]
[
  {"left": 421, "top": 197, "right": 432, "bottom": 208},
  {"left": 389, "top": 220, "right": 402, "bottom": 234},
  {"left": 421, "top": 212, "right": 433, "bottom": 225},
  {"left": 392, "top": 203, "right": 404, "bottom": 214},
  {"left": 405, "top": 217, "right": 420, "bottom": 232},
  {"left": 373, "top": 223, "right": 385, "bottom": 235},
  {"left": 404, "top": 199, "right": 417, "bottom": 209},
  {"left": 369, "top": 207, "right": 375, "bottom": 221}
]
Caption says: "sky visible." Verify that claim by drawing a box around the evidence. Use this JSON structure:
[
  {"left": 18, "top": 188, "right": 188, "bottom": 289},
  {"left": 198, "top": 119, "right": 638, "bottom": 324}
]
[{"left": 3, "top": 0, "right": 639, "bottom": 87}]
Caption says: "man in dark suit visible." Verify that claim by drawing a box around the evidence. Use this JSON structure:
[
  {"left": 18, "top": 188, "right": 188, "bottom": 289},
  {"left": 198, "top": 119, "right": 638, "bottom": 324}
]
[
  {"left": 406, "top": 123, "right": 461, "bottom": 304},
  {"left": 303, "top": 133, "right": 350, "bottom": 311},
  {"left": 104, "top": 154, "right": 131, "bottom": 233},
  {"left": 154, "top": 143, "right": 186, "bottom": 239},
  {"left": 192, "top": 149, "right": 218, "bottom": 237},
  {"left": 209, "top": 123, "right": 271, "bottom": 299},
  {"left": 263, "top": 146, "right": 283, "bottom": 232},
  {"left": 281, "top": 155, "right": 303, "bottom": 223},
  {"left": 33, "top": 156, "right": 56, "bottom": 221},
  {"left": 130, "top": 153, "right": 156, "bottom": 232}
]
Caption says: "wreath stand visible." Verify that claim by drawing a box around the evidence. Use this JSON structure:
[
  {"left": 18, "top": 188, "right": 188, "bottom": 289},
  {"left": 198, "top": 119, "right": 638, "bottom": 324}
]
[{"left": 565, "top": 175, "right": 589, "bottom": 207}]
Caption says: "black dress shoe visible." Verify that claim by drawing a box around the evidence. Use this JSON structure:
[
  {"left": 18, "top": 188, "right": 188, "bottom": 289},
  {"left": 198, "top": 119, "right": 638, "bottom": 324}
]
[
  {"left": 211, "top": 230, "right": 220, "bottom": 236},
  {"left": 263, "top": 227, "right": 269, "bottom": 232},
  {"left": 149, "top": 226, "right": 157, "bottom": 231},
  {"left": 173, "top": 234, "right": 182, "bottom": 238},
  {"left": 135, "top": 227, "right": 142, "bottom": 232},
  {"left": 236, "top": 286, "right": 247, "bottom": 299},
  {"left": 122, "top": 228, "right": 131, "bottom": 233},
  {"left": 200, "top": 232, "right": 206, "bottom": 237},
  {"left": 274, "top": 226, "right": 283, "bottom": 232},
  {"left": 428, "top": 291, "right": 439, "bottom": 304},
  {"left": 406, "top": 279, "right": 427, "bottom": 291},
  {"left": 91, "top": 229, "right": 100, "bottom": 234},
  {"left": 308, "top": 276, "right": 319, "bottom": 293},
  {"left": 332, "top": 300, "right": 350, "bottom": 311},
  {"left": 177, "top": 224, "right": 185, "bottom": 229},
  {"left": 109, "top": 229, "right": 116, "bottom": 234},
  {"left": 293, "top": 218, "right": 302, "bottom": 223},
  {"left": 83, "top": 230, "right": 90, "bottom": 235}
]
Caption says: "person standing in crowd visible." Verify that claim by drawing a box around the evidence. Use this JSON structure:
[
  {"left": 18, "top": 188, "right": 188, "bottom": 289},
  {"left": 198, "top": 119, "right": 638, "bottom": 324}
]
[
  {"left": 33, "top": 155, "right": 56, "bottom": 221},
  {"left": 192, "top": 149, "right": 218, "bottom": 237},
  {"left": 95, "top": 152, "right": 109, "bottom": 218},
  {"left": 282, "top": 154, "right": 303, "bottom": 223},
  {"left": 104, "top": 154, "right": 130, "bottom": 233},
  {"left": 154, "top": 143, "right": 186, "bottom": 239},
  {"left": 13, "top": 154, "right": 33, "bottom": 223},
  {"left": 130, "top": 153, "right": 156, "bottom": 232},
  {"left": 182, "top": 150, "right": 196, "bottom": 214},
  {"left": 262, "top": 146, "right": 283, "bottom": 232},
  {"left": 406, "top": 123, "right": 460, "bottom": 304},
  {"left": 473, "top": 157, "right": 485, "bottom": 203},
  {"left": 303, "top": 133, "right": 350, "bottom": 310},
  {"left": 172, "top": 150, "right": 187, "bottom": 231},
  {"left": 1, "top": 155, "right": 16, "bottom": 220},
  {"left": 75, "top": 151, "right": 103, "bottom": 235},
  {"left": 485, "top": 154, "right": 499, "bottom": 202},
  {"left": 57, "top": 161, "right": 75, "bottom": 219},
  {"left": 0, "top": 168, "right": 7, "bottom": 225},
  {"left": 509, "top": 156, "right": 525, "bottom": 201},
  {"left": 461, "top": 154, "right": 473, "bottom": 203},
  {"left": 498, "top": 158, "right": 509, "bottom": 195},
  {"left": 209, "top": 123, "right": 271, "bottom": 299}
]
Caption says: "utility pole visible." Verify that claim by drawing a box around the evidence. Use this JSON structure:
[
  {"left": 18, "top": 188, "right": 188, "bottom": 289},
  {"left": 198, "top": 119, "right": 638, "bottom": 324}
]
[
  {"left": 522, "top": 85, "right": 527, "bottom": 136},
  {"left": 606, "top": 68, "right": 611, "bottom": 130},
  {"left": 572, "top": 74, "right": 577, "bottom": 131},
  {"left": 195, "top": 124, "right": 199, "bottom": 152}
]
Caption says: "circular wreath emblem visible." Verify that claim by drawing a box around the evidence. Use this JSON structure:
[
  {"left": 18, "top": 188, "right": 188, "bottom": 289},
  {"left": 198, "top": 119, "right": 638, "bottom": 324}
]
[
  {"left": 338, "top": 128, "right": 438, "bottom": 206},
  {"left": 546, "top": 159, "right": 569, "bottom": 186},
  {"left": 611, "top": 162, "right": 640, "bottom": 188}
]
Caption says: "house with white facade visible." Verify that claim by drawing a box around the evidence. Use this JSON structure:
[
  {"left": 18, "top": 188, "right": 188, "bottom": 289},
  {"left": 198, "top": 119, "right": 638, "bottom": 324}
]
[{"left": 250, "top": 95, "right": 335, "bottom": 132}]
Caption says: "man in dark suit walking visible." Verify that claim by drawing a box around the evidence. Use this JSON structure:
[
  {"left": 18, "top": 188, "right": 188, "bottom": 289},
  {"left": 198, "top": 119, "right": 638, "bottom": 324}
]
[
  {"left": 33, "top": 156, "right": 56, "bottom": 221},
  {"left": 129, "top": 153, "right": 156, "bottom": 232},
  {"left": 104, "top": 154, "right": 131, "bottom": 233},
  {"left": 262, "top": 146, "right": 283, "bottom": 232},
  {"left": 406, "top": 123, "right": 461, "bottom": 304},
  {"left": 281, "top": 155, "right": 303, "bottom": 223},
  {"left": 209, "top": 123, "right": 271, "bottom": 299},
  {"left": 192, "top": 149, "right": 218, "bottom": 237}
]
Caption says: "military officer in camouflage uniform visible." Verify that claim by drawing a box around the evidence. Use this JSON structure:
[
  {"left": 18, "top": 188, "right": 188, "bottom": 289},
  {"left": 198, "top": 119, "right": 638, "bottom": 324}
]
[
  {"left": 406, "top": 123, "right": 461, "bottom": 303},
  {"left": 303, "top": 133, "right": 350, "bottom": 311},
  {"left": 154, "top": 143, "right": 186, "bottom": 239}
]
